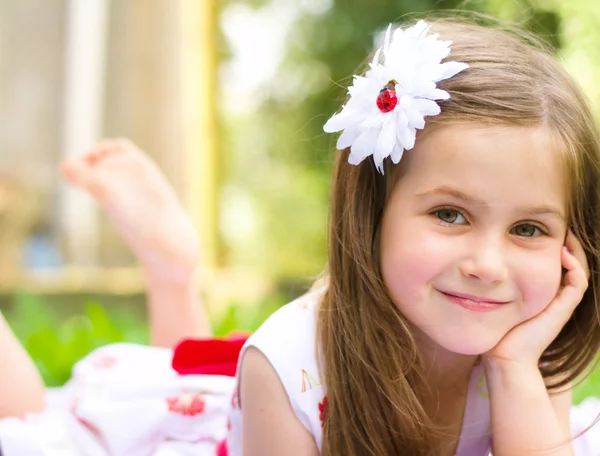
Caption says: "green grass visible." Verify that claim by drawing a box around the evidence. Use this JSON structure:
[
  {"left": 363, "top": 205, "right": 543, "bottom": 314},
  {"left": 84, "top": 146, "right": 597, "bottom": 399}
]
[
  {"left": 573, "top": 360, "right": 600, "bottom": 405},
  {"left": 5, "top": 292, "right": 148, "bottom": 386}
]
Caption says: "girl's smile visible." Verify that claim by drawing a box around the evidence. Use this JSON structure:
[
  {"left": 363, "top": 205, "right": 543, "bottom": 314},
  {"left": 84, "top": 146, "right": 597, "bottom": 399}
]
[{"left": 436, "top": 289, "right": 510, "bottom": 312}]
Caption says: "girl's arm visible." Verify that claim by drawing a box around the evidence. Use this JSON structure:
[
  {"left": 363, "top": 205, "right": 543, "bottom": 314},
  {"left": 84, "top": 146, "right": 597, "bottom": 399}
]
[
  {"left": 240, "top": 347, "right": 320, "bottom": 456},
  {"left": 485, "top": 360, "right": 574, "bottom": 456},
  {"left": 483, "top": 236, "right": 586, "bottom": 456},
  {"left": 0, "top": 312, "right": 45, "bottom": 417}
]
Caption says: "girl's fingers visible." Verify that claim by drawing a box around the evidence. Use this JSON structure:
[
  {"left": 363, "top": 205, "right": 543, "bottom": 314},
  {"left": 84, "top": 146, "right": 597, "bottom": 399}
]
[
  {"left": 562, "top": 246, "right": 589, "bottom": 291},
  {"left": 551, "top": 243, "right": 587, "bottom": 311},
  {"left": 551, "top": 246, "right": 588, "bottom": 315},
  {"left": 564, "top": 231, "right": 590, "bottom": 280},
  {"left": 537, "top": 247, "right": 588, "bottom": 334}
]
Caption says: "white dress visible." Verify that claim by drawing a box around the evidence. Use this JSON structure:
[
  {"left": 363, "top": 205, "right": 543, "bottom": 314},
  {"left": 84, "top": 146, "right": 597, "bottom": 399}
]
[
  {"left": 0, "top": 343, "right": 235, "bottom": 456},
  {"left": 227, "top": 290, "right": 600, "bottom": 455}
]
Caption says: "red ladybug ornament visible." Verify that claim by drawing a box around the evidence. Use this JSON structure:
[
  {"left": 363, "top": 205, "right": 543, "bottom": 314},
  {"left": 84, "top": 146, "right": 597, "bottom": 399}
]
[{"left": 376, "top": 80, "right": 399, "bottom": 113}]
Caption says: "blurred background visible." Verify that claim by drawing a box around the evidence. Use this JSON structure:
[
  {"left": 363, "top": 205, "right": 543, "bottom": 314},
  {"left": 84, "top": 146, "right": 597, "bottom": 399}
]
[{"left": 0, "top": 0, "right": 598, "bottom": 399}]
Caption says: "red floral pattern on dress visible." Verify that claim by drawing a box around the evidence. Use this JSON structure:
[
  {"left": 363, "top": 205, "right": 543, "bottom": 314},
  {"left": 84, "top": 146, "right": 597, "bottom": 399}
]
[
  {"left": 166, "top": 393, "right": 206, "bottom": 416},
  {"left": 318, "top": 396, "right": 328, "bottom": 427},
  {"left": 231, "top": 390, "right": 239, "bottom": 409},
  {"left": 215, "top": 439, "right": 228, "bottom": 456}
]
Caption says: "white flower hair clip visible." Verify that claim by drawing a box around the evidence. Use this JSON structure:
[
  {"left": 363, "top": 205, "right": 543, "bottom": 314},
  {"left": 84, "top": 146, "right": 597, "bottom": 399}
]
[{"left": 323, "top": 20, "right": 468, "bottom": 173}]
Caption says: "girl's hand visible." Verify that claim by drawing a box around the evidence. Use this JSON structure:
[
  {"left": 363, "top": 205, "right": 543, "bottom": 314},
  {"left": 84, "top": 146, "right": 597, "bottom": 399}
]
[{"left": 483, "top": 231, "right": 589, "bottom": 370}]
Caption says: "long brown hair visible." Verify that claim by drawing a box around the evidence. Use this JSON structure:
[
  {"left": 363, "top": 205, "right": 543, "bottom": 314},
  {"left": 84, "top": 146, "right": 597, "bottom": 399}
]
[{"left": 317, "top": 17, "right": 600, "bottom": 455}]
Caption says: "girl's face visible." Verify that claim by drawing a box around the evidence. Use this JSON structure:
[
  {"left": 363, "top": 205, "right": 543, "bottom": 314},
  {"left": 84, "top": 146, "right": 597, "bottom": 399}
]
[{"left": 380, "top": 124, "right": 568, "bottom": 355}]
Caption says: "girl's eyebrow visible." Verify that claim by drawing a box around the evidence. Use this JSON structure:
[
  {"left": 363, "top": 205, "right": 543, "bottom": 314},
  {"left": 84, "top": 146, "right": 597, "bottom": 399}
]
[
  {"left": 416, "top": 185, "right": 485, "bottom": 205},
  {"left": 416, "top": 185, "right": 566, "bottom": 221}
]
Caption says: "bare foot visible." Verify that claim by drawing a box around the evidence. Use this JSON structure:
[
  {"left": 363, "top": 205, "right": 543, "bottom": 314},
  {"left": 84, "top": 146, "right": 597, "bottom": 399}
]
[{"left": 61, "top": 139, "right": 199, "bottom": 282}]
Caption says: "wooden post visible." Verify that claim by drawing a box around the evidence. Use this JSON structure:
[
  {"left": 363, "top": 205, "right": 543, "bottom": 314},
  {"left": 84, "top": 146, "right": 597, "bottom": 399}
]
[
  {"left": 180, "top": 0, "right": 222, "bottom": 270},
  {"left": 59, "top": 0, "right": 109, "bottom": 267}
]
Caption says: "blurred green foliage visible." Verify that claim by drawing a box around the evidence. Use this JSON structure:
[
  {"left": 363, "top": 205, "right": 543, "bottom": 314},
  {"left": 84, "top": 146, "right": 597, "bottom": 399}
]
[
  {"left": 6, "top": 293, "right": 148, "bottom": 386},
  {"left": 574, "top": 362, "right": 600, "bottom": 405}
]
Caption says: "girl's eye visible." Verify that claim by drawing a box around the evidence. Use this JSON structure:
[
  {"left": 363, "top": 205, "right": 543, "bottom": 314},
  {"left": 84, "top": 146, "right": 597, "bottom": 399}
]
[
  {"left": 511, "top": 223, "right": 544, "bottom": 237},
  {"left": 435, "top": 209, "right": 466, "bottom": 225}
]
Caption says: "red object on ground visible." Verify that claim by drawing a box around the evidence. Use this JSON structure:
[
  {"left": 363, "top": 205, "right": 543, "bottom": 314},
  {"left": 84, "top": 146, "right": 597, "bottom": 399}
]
[{"left": 171, "top": 334, "right": 250, "bottom": 377}]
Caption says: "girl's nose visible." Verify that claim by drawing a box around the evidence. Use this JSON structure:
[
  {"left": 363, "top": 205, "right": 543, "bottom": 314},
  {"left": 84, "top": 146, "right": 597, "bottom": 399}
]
[{"left": 458, "top": 238, "right": 508, "bottom": 284}]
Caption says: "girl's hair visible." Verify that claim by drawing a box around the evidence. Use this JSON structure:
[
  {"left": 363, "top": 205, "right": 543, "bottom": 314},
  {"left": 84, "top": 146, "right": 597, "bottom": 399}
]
[{"left": 317, "top": 16, "right": 600, "bottom": 456}]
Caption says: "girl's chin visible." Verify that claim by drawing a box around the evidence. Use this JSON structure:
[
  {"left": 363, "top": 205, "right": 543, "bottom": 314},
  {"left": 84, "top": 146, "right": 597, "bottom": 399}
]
[
  {"left": 409, "top": 320, "right": 512, "bottom": 358},
  {"left": 430, "top": 330, "right": 505, "bottom": 356}
]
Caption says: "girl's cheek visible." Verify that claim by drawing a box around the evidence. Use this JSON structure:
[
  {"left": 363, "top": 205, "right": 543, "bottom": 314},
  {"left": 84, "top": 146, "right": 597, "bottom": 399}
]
[{"left": 519, "top": 259, "right": 563, "bottom": 319}]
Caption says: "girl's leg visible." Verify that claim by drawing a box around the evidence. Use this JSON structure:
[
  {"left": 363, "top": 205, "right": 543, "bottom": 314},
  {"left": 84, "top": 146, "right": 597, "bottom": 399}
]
[
  {"left": 61, "top": 139, "right": 212, "bottom": 347},
  {"left": 0, "top": 138, "right": 210, "bottom": 418}
]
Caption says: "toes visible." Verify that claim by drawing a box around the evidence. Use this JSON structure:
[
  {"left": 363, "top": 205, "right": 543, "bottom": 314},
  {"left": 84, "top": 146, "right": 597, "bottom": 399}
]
[
  {"left": 60, "top": 137, "right": 141, "bottom": 191},
  {"left": 88, "top": 140, "right": 118, "bottom": 164},
  {"left": 60, "top": 158, "right": 111, "bottom": 202},
  {"left": 60, "top": 158, "right": 93, "bottom": 187},
  {"left": 89, "top": 138, "right": 139, "bottom": 164}
]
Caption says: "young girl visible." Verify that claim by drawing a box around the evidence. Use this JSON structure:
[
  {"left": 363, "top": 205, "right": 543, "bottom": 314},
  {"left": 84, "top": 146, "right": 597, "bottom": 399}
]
[
  {"left": 1, "top": 15, "right": 600, "bottom": 456},
  {"left": 229, "top": 17, "right": 600, "bottom": 456}
]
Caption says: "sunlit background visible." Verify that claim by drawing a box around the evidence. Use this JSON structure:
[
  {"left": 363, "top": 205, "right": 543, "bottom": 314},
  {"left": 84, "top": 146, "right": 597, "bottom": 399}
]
[{"left": 0, "top": 0, "right": 598, "bottom": 399}]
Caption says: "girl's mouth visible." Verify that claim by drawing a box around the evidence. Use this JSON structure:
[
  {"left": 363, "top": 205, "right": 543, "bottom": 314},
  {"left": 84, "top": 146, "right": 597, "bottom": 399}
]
[{"left": 438, "top": 290, "right": 509, "bottom": 312}]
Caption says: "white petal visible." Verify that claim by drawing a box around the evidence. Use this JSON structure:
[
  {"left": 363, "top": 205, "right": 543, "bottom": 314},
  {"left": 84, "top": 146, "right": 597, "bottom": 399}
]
[
  {"left": 423, "top": 39, "right": 450, "bottom": 62},
  {"left": 399, "top": 94, "right": 412, "bottom": 110},
  {"left": 395, "top": 109, "right": 408, "bottom": 130},
  {"left": 374, "top": 155, "right": 385, "bottom": 174},
  {"left": 374, "top": 118, "right": 396, "bottom": 164},
  {"left": 349, "top": 75, "right": 370, "bottom": 93},
  {"left": 436, "top": 61, "right": 469, "bottom": 81},
  {"left": 401, "top": 127, "right": 417, "bottom": 150},
  {"left": 409, "top": 21, "right": 430, "bottom": 40},
  {"left": 412, "top": 98, "right": 440, "bottom": 116},
  {"left": 366, "top": 64, "right": 390, "bottom": 87},
  {"left": 348, "top": 127, "right": 380, "bottom": 165},
  {"left": 383, "top": 24, "right": 393, "bottom": 55},
  {"left": 421, "top": 88, "right": 450, "bottom": 101},
  {"left": 336, "top": 127, "right": 361, "bottom": 150},
  {"left": 345, "top": 93, "right": 372, "bottom": 114},
  {"left": 390, "top": 144, "right": 404, "bottom": 164},
  {"left": 360, "top": 113, "right": 385, "bottom": 129},
  {"left": 324, "top": 110, "right": 355, "bottom": 133},
  {"left": 417, "top": 63, "right": 442, "bottom": 82},
  {"left": 406, "top": 109, "right": 425, "bottom": 129},
  {"left": 412, "top": 79, "right": 436, "bottom": 95},
  {"left": 371, "top": 46, "right": 382, "bottom": 66},
  {"left": 391, "top": 27, "right": 405, "bottom": 48},
  {"left": 349, "top": 84, "right": 381, "bottom": 108}
]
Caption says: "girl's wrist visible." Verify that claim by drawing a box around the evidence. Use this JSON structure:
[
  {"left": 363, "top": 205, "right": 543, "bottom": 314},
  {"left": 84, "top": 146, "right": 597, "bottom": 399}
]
[{"left": 481, "top": 355, "right": 540, "bottom": 379}]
